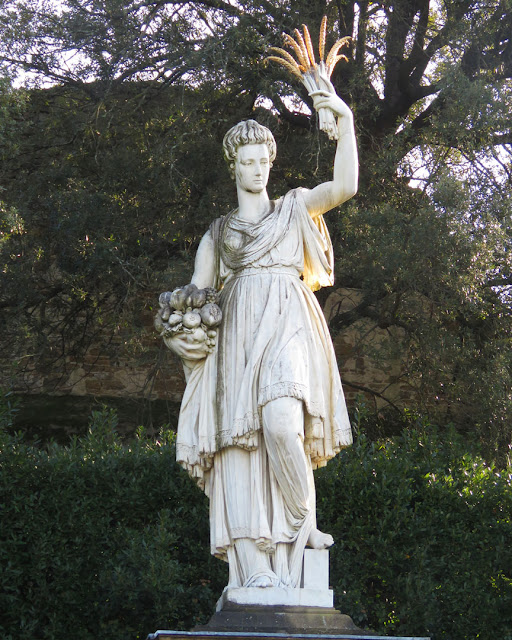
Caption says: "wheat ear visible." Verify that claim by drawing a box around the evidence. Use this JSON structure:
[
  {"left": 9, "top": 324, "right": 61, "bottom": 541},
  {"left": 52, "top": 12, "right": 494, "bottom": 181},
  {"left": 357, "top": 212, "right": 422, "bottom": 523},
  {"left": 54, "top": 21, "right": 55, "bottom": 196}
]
[
  {"left": 293, "top": 28, "right": 312, "bottom": 70},
  {"left": 328, "top": 54, "right": 349, "bottom": 76},
  {"left": 325, "top": 36, "right": 351, "bottom": 73},
  {"left": 269, "top": 47, "right": 303, "bottom": 70},
  {"left": 302, "top": 24, "right": 316, "bottom": 66},
  {"left": 319, "top": 15, "right": 327, "bottom": 62},
  {"left": 264, "top": 56, "right": 303, "bottom": 80},
  {"left": 282, "top": 32, "right": 309, "bottom": 69}
]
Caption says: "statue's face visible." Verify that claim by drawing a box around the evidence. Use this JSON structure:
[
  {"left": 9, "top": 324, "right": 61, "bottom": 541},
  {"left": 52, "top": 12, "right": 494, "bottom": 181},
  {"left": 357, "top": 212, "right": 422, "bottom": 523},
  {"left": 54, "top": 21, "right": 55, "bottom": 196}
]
[{"left": 234, "top": 144, "right": 271, "bottom": 193}]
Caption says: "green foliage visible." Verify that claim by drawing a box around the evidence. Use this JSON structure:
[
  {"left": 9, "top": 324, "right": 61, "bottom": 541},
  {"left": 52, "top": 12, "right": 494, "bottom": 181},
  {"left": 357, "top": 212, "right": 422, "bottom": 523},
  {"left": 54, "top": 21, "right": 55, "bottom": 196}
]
[
  {"left": 0, "top": 2, "right": 511, "bottom": 446},
  {"left": 0, "top": 74, "right": 27, "bottom": 158},
  {"left": 1, "top": 400, "right": 511, "bottom": 640},
  {"left": 316, "top": 421, "right": 512, "bottom": 639},
  {"left": 0, "top": 82, "right": 237, "bottom": 382},
  {"left": 0, "top": 80, "right": 318, "bottom": 387},
  {"left": 0, "top": 406, "right": 226, "bottom": 640},
  {"left": 332, "top": 179, "right": 512, "bottom": 448},
  {"left": 0, "top": 388, "right": 19, "bottom": 431}
]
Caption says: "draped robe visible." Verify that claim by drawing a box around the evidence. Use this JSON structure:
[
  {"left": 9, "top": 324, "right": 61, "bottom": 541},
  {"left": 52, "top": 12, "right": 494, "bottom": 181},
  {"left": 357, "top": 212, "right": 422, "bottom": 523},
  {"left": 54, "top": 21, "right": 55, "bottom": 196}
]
[{"left": 176, "top": 188, "right": 352, "bottom": 587}]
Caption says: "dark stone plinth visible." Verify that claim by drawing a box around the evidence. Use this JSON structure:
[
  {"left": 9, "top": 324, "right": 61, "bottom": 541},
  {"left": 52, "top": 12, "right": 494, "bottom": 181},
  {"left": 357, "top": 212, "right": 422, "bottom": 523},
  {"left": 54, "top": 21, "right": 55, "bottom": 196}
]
[
  {"left": 147, "top": 598, "right": 431, "bottom": 640},
  {"left": 194, "top": 603, "right": 365, "bottom": 635}
]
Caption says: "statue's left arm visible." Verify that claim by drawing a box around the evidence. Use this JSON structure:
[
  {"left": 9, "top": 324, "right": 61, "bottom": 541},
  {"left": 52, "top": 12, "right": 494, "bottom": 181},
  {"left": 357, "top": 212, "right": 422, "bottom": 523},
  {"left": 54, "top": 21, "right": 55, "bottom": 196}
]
[{"left": 302, "top": 88, "right": 358, "bottom": 219}]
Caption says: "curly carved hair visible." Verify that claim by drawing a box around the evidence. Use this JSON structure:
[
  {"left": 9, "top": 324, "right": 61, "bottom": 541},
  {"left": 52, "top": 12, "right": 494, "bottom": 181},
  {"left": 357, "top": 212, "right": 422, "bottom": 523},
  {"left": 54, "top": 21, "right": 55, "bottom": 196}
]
[{"left": 223, "top": 119, "right": 277, "bottom": 179}]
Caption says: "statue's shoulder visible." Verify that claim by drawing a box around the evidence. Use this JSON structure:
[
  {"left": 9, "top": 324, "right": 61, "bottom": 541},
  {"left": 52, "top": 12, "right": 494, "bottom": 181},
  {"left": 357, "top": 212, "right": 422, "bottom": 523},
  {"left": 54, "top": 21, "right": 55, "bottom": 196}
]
[
  {"left": 208, "top": 214, "right": 226, "bottom": 229},
  {"left": 277, "top": 187, "right": 309, "bottom": 216},
  {"left": 208, "top": 215, "right": 227, "bottom": 245},
  {"left": 291, "top": 186, "right": 308, "bottom": 198},
  {"left": 281, "top": 187, "right": 307, "bottom": 202}
]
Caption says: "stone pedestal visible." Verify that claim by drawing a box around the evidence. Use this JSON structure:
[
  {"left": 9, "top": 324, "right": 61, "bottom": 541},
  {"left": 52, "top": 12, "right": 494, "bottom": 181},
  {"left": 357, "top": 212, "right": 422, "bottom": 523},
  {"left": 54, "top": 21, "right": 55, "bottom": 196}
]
[
  {"left": 193, "top": 601, "right": 363, "bottom": 635},
  {"left": 148, "top": 631, "right": 430, "bottom": 640},
  {"left": 202, "top": 548, "right": 338, "bottom": 632},
  {"left": 147, "top": 550, "right": 430, "bottom": 640}
]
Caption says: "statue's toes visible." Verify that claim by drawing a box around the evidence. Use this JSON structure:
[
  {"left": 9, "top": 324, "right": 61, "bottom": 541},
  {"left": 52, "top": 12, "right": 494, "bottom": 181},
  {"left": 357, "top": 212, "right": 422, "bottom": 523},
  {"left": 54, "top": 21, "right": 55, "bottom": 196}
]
[
  {"left": 307, "top": 528, "right": 334, "bottom": 549},
  {"left": 251, "top": 576, "right": 274, "bottom": 588}
]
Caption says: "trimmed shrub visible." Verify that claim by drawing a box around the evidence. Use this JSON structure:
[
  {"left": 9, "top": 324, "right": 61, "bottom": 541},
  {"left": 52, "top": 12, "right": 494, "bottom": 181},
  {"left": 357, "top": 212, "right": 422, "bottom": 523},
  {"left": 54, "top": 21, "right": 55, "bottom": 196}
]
[
  {"left": 316, "top": 425, "right": 512, "bottom": 639},
  {"left": 0, "top": 406, "right": 226, "bottom": 640},
  {"left": 1, "top": 398, "right": 511, "bottom": 640}
]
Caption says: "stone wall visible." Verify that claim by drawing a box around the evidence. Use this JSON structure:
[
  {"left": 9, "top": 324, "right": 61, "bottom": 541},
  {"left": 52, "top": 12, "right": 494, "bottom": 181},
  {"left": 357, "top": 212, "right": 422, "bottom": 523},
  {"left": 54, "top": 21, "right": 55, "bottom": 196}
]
[
  {"left": 324, "top": 288, "right": 418, "bottom": 410},
  {"left": 3, "top": 288, "right": 417, "bottom": 436}
]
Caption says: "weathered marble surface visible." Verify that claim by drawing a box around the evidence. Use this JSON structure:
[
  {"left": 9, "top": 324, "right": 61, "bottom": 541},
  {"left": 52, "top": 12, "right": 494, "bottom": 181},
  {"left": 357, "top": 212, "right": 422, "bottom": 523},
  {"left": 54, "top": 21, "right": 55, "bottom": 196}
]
[
  {"left": 157, "top": 86, "right": 358, "bottom": 595},
  {"left": 217, "top": 586, "right": 334, "bottom": 611}
]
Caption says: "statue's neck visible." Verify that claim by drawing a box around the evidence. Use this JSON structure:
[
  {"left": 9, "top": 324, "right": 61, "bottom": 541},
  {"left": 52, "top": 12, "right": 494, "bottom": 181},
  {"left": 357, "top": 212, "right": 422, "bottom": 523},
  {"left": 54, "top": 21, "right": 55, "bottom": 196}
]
[{"left": 236, "top": 188, "right": 270, "bottom": 223}]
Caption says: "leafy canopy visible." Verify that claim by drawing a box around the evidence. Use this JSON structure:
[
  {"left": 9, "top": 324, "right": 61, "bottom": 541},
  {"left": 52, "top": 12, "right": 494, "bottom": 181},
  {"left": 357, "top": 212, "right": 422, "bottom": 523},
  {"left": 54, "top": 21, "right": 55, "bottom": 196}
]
[{"left": 0, "top": 1, "right": 511, "bottom": 447}]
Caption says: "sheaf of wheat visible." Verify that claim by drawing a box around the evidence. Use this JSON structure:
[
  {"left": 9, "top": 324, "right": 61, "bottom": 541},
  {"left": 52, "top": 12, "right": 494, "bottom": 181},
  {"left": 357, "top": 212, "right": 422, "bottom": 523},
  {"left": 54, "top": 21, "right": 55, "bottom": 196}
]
[
  {"left": 264, "top": 17, "right": 351, "bottom": 140},
  {"left": 265, "top": 16, "right": 351, "bottom": 81}
]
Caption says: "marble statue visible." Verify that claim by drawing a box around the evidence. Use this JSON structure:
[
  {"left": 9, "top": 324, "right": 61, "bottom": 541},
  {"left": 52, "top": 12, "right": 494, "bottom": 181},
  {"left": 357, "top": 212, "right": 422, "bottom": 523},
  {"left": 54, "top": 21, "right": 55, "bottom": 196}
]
[{"left": 156, "top": 80, "right": 358, "bottom": 592}]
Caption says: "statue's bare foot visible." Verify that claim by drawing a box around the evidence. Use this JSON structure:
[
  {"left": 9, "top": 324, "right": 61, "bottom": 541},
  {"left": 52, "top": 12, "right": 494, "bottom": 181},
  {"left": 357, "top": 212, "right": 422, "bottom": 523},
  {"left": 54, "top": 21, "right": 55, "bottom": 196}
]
[
  {"left": 251, "top": 575, "right": 274, "bottom": 588},
  {"left": 244, "top": 569, "right": 279, "bottom": 588},
  {"left": 307, "top": 528, "right": 334, "bottom": 549}
]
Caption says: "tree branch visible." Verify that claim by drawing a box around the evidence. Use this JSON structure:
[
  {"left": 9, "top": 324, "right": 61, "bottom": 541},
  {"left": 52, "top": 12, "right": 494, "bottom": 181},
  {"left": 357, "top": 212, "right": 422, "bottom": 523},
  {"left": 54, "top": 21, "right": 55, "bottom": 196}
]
[
  {"left": 340, "top": 378, "right": 403, "bottom": 413},
  {"left": 270, "top": 92, "right": 312, "bottom": 130},
  {"left": 355, "top": 1, "right": 368, "bottom": 67},
  {"left": 484, "top": 275, "right": 512, "bottom": 289}
]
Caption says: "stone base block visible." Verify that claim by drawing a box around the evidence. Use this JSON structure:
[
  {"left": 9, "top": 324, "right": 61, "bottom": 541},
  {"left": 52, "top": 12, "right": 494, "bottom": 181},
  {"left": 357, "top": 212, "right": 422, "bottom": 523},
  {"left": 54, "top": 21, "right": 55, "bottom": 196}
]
[
  {"left": 302, "top": 549, "right": 330, "bottom": 591},
  {"left": 216, "top": 586, "right": 334, "bottom": 611}
]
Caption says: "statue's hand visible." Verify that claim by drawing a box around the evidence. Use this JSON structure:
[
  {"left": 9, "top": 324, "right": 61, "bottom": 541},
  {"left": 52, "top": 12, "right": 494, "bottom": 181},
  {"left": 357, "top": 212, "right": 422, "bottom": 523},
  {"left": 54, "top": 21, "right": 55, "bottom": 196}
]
[
  {"left": 310, "top": 89, "right": 353, "bottom": 121},
  {"left": 163, "top": 329, "right": 213, "bottom": 362}
]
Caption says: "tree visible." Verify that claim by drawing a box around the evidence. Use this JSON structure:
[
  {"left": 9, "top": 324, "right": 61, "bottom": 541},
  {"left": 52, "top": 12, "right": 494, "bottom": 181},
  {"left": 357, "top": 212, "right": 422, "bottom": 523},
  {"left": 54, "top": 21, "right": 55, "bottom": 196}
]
[{"left": 0, "top": 1, "right": 511, "bottom": 450}]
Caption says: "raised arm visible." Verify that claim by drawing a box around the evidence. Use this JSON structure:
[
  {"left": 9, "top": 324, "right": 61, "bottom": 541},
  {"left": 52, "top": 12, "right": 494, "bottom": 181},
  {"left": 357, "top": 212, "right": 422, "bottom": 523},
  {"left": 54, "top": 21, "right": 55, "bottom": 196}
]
[{"left": 302, "top": 85, "right": 358, "bottom": 219}]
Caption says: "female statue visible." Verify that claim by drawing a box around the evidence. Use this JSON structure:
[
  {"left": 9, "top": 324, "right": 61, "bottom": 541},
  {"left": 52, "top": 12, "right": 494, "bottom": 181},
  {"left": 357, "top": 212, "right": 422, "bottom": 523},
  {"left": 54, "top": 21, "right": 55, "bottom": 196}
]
[{"left": 158, "top": 86, "right": 358, "bottom": 591}]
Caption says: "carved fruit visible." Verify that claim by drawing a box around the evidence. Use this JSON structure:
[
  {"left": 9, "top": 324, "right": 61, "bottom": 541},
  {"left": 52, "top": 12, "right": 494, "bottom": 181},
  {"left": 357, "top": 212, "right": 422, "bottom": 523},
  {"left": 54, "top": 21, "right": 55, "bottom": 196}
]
[
  {"left": 192, "top": 327, "right": 207, "bottom": 343},
  {"left": 160, "top": 304, "right": 171, "bottom": 321},
  {"left": 154, "top": 314, "right": 166, "bottom": 333},
  {"left": 170, "top": 287, "right": 187, "bottom": 311},
  {"left": 167, "top": 313, "right": 183, "bottom": 326},
  {"left": 182, "top": 311, "right": 202, "bottom": 329},
  {"left": 200, "top": 303, "right": 222, "bottom": 327},
  {"left": 183, "top": 283, "right": 199, "bottom": 309},
  {"left": 190, "top": 288, "right": 207, "bottom": 309},
  {"left": 204, "top": 287, "right": 219, "bottom": 304},
  {"left": 159, "top": 291, "right": 172, "bottom": 307}
]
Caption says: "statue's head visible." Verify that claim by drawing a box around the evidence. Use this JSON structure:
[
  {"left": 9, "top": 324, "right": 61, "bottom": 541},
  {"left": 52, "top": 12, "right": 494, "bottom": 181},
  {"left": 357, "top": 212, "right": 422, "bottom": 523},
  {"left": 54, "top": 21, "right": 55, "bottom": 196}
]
[{"left": 223, "top": 120, "right": 277, "bottom": 180}]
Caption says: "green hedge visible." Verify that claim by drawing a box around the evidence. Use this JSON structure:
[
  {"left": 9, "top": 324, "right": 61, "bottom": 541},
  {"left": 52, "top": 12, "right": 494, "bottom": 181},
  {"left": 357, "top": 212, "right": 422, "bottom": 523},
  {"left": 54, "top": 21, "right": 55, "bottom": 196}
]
[
  {"left": 316, "top": 425, "right": 512, "bottom": 639},
  {"left": 0, "top": 403, "right": 226, "bottom": 640},
  {"left": 1, "top": 396, "right": 511, "bottom": 640}
]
